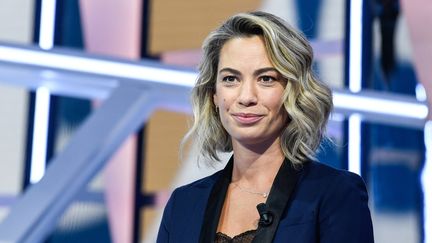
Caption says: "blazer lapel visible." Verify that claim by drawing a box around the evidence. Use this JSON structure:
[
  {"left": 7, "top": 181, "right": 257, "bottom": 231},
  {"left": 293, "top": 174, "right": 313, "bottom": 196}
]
[
  {"left": 199, "top": 157, "right": 233, "bottom": 243},
  {"left": 252, "top": 158, "right": 302, "bottom": 243},
  {"left": 198, "top": 157, "right": 303, "bottom": 243}
]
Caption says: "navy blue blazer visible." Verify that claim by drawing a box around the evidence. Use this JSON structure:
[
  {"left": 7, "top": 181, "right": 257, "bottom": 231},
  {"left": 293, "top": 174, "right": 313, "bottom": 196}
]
[{"left": 157, "top": 158, "right": 374, "bottom": 243}]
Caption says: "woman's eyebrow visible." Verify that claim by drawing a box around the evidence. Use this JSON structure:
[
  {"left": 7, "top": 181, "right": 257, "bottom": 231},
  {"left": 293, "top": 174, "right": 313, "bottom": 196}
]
[
  {"left": 218, "top": 67, "right": 241, "bottom": 75},
  {"left": 253, "top": 67, "right": 278, "bottom": 76},
  {"left": 219, "top": 67, "right": 278, "bottom": 76}
]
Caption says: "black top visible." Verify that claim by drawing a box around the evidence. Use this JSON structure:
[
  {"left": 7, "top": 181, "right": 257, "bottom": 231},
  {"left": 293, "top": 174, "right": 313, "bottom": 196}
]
[{"left": 215, "top": 230, "right": 257, "bottom": 243}]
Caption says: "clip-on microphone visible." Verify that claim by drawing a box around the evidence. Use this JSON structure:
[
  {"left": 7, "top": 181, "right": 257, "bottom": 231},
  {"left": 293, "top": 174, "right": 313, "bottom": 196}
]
[{"left": 256, "top": 203, "right": 274, "bottom": 227}]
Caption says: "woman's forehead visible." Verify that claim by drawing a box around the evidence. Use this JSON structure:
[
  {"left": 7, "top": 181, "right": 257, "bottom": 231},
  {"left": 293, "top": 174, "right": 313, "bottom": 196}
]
[{"left": 217, "top": 36, "right": 273, "bottom": 72}]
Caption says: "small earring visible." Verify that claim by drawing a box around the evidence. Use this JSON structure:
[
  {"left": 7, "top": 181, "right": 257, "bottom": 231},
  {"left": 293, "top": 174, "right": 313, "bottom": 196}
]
[{"left": 215, "top": 106, "right": 219, "bottom": 114}]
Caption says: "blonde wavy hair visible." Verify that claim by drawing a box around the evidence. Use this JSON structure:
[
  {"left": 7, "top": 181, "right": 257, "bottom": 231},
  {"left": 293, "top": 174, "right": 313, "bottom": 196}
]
[{"left": 183, "top": 11, "right": 333, "bottom": 167}]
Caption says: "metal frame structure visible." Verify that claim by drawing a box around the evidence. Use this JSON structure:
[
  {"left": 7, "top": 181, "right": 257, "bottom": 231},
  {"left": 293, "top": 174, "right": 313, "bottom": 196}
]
[{"left": 0, "top": 42, "right": 429, "bottom": 243}]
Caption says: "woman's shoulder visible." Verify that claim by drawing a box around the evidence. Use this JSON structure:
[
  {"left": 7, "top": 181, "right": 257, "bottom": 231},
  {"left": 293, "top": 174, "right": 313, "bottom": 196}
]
[
  {"left": 302, "top": 160, "right": 367, "bottom": 193},
  {"left": 162, "top": 170, "right": 224, "bottom": 219},
  {"left": 299, "top": 161, "right": 374, "bottom": 242},
  {"left": 306, "top": 160, "right": 364, "bottom": 180},
  {"left": 172, "top": 169, "right": 223, "bottom": 195}
]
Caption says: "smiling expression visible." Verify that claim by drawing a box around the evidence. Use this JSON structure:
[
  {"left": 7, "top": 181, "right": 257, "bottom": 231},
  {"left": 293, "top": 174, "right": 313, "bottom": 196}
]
[{"left": 213, "top": 36, "right": 288, "bottom": 148}]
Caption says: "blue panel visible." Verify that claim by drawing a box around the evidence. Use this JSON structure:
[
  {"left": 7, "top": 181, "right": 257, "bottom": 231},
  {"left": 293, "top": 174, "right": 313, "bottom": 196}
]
[{"left": 372, "top": 164, "right": 421, "bottom": 211}]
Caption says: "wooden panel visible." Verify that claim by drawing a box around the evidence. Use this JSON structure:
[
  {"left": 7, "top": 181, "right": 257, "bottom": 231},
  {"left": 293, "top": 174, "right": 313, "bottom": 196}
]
[
  {"left": 143, "top": 110, "right": 191, "bottom": 191},
  {"left": 149, "top": 0, "right": 262, "bottom": 54},
  {"left": 140, "top": 207, "right": 163, "bottom": 241}
]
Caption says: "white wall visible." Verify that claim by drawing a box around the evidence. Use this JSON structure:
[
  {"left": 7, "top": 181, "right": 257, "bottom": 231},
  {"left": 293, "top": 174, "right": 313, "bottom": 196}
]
[
  {"left": 0, "top": 0, "right": 35, "bottom": 220},
  {"left": 0, "top": 0, "right": 34, "bottom": 44},
  {"left": 0, "top": 85, "right": 27, "bottom": 194}
]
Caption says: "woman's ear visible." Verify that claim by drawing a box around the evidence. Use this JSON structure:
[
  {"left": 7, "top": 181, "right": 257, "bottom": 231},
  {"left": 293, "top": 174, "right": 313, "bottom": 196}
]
[{"left": 213, "top": 93, "right": 218, "bottom": 107}]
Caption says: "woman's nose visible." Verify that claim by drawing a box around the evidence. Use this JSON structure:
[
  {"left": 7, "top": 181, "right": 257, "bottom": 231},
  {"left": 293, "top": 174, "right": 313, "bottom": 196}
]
[{"left": 237, "top": 80, "right": 257, "bottom": 107}]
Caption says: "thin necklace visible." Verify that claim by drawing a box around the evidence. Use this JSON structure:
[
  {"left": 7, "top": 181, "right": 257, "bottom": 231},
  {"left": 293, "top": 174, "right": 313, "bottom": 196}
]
[{"left": 233, "top": 182, "right": 270, "bottom": 198}]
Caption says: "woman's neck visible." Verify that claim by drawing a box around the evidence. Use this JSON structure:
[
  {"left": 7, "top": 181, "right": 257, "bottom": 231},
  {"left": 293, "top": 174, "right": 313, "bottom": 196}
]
[{"left": 231, "top": 138, "right": 285, "bottom": 190}]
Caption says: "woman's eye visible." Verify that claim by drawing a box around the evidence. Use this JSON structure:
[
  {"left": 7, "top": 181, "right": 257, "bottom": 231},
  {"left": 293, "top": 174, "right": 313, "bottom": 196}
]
[
  {"left": 259, "top": 76, "right": 276, "bottom": 83},
  {"left": 222, "top": 76, "right": 237, "bottom": 82}
]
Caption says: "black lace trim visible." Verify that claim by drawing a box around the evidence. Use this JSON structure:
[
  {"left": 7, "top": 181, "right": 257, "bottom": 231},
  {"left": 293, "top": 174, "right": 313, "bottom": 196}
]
[{"left": 215, "top": 229, "right": 256, "bottom": 243}]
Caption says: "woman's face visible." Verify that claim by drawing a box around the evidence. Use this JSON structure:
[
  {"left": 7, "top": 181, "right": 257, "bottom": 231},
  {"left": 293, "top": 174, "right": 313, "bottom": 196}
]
[{"left": 213, "top": 36, "right": 288, "bottom": 147}]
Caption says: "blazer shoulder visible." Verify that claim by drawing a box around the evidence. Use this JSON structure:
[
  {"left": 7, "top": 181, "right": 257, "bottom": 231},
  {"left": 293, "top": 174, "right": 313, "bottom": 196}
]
[
  {"left": 174, "top": 169, "right": 223, "bottom": 194},
  {"left": 306, "top": 161, "right": 366, "bottom": 187},
  {"left": 300, "top": 161, "right": 370, "bottom": 204},
  {"left": 157, "top": 169, "right": 224, "bottom": 242},
  {"left": 304, "top": 162, "right": 374, "bottom": 242}
]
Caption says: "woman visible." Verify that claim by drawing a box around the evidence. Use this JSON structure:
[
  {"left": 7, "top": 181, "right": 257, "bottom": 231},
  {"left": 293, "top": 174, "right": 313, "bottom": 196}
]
[{"left": 157, "top": 11, "right": 374, "bottom": 243}]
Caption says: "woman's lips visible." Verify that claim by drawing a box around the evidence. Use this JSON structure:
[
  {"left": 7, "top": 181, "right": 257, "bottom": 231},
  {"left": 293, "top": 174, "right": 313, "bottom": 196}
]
[{"left": 232, "top": 113, "right": 264, "bottom": 124}]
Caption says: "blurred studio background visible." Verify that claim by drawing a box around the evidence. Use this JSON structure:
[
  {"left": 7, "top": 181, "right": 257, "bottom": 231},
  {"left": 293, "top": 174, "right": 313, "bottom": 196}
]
[{"left": 0, "top": 0, "right": 431, "bottom": 242}]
